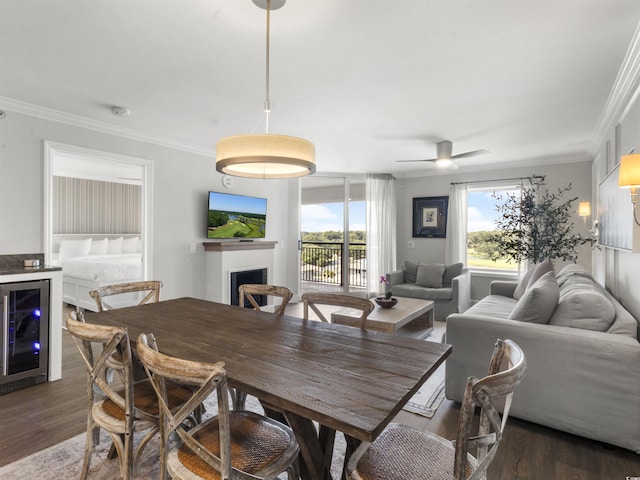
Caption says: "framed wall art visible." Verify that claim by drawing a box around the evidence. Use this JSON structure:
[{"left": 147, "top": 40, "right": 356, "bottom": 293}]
[{"left": 412, "top": 196, "right": 448, "bottom": 238}]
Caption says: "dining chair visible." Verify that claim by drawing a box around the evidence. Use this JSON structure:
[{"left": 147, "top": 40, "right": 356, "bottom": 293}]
[
  {"left": 136, "top": 332, "right": 300, "bottom": 480},
  {"left": 231, "top": 283, "right": 294, "bottom": 410},
  {"left": 65, "top": 310, "right": 194, "bottom": 480},
  {"left": 89, "top": 280, "right": 162, "bottom": 384},
  {"left": 302, "top": 293, "right": 374, "bottom": 329},
  {"left": 239, "top": 283, "right": 293, "bottom": 315},
  {"left": 89, "top": 280, "right": 162, "bottom": 312},
  {"left": 346, "top": 338, "right": 527, "bottom": 480}
]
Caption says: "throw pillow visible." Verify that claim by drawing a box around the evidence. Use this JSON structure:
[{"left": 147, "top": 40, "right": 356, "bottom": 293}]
[
  {"left": 442, "top": 262, "right": 463, "bottom": 287},
  {"left": 513, "top": 259, "right": 554, "bottom": 300},
  {"left": 58, "top": 238, "right": 92, "bottom": 261},
  {"left": 508, "top": 271, "right": 559, "bottom": 324},
  {"left": 527, "top": 258, "right": 554, "bottom": 289},
  {"left": 403, "top": 260, "right": 419, "bottom": 283},
  {"left": 107, "top": 236, "right": 124, "bottom": 255},
  {"left": 415, "top": 263, "right": 445, "bottom": 288},
  {"left": 513, "top": 267, "right": 534, "bottom": 300},
  {"left": 89, "top": 238, "right": 108, "bottom": 255}
]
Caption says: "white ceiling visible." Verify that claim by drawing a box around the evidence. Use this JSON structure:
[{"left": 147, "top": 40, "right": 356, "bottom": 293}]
[{"left": 2, "top": 0, "right": 640, "bottom": 176}]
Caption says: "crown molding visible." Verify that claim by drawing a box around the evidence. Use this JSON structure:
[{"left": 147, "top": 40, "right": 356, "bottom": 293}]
[
  {"left": 590, "top": 21, "right": 640, "bottom": 156},
  {"left": 0, "top": 96, "right": 215, "bottom": 158}
]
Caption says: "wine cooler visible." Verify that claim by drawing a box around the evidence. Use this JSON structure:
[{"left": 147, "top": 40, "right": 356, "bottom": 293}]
[{"left": 0, "top": 280, "right": 49, "bottom": 395}]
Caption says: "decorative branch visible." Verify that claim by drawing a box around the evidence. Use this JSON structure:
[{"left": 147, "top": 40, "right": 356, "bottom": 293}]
[{"left": 491, "top": 176, "right": 596, "bottom": 264}]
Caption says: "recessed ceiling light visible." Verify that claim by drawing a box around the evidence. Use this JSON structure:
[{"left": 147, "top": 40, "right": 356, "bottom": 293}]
[{"left": 111, "top": 106, "right": 130, "bottom": 117}]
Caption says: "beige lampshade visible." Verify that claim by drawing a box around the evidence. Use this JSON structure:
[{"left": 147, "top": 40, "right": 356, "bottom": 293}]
[
  {"left": 578, "top": 201, "right": 591, "bottom": 217},
  {"left": 216, "top": 134, "right": 316, "bottom": 179},
  {"left": 618, "top": 153, "right": 640, "bottom": 187}
]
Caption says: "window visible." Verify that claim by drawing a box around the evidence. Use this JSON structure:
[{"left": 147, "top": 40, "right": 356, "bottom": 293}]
[{"left": 466, "top": 185, "right": 521, "bottom": 270}]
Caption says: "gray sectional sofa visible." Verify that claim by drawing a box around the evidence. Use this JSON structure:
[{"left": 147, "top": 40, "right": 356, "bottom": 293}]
[
  {"left": 445, "top": 262, "right": 640, "bottom": 453},
  {"left": 386, "top": 261, "right": 472, "bottom": 320}
]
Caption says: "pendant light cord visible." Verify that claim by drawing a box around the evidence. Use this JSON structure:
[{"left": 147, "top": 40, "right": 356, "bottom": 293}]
[{"left": 264, "top": 0, "right": 271, "bottom": 133}]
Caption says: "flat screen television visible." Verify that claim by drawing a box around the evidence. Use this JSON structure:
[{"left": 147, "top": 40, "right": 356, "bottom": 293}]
[{"left": 207, "top": 191, "right": 267, "bottom": 239}]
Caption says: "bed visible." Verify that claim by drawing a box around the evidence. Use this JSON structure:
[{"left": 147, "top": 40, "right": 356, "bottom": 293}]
[{"left": 52, "top": 235, "right": 143, "bottom": 312}]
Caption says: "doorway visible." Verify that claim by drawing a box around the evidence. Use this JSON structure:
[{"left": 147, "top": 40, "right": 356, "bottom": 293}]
[
  {"left": 299, "top": 175, "right": 366, "bottom": 295},
  {"left": 43, "top": 142, "right": 153, "bottom": 279}
]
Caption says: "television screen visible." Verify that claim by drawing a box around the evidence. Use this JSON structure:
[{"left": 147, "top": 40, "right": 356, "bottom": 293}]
[{"left": 207, "top": 191, "right": 267, "bottom": 239}]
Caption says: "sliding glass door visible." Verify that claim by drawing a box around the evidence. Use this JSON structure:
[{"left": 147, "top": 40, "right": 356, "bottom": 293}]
[{"left": 299, "top": 175, "right": 366, "bottom": 294}]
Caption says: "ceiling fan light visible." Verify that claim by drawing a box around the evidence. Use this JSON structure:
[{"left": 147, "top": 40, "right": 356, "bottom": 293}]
[
  {"left": 216, "top": 134, "right": 316, "bottom": 179},
  {"left": 435, "top": 157, "right": 453, "bottom": 168}
]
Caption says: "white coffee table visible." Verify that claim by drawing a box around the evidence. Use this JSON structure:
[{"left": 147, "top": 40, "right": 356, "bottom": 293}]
[{"left": 330, "top": 296, "right": 434, "bottom": 339}]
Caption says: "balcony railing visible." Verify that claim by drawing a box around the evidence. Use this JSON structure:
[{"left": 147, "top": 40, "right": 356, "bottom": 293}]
[{"left": 301, "top": 242, "right": 367, "bottom": 288}]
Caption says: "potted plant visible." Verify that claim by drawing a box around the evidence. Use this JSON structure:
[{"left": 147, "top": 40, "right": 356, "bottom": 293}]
[
  {"left": 376, "top": 276, "right": 397, "bottom": 308},
  {"left": 491, "top": 176, "right": 596, "bottom": 264}
]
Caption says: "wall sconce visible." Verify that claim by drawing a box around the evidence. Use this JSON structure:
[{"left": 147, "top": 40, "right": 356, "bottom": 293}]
[
  {"left": 578, "top": 201, "right": 591, "bottom": 224},
  {"left": 618, "top": 153, "right": 640, "bottom": 226}
]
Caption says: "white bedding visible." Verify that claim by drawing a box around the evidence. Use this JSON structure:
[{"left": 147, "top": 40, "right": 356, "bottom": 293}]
[{"left": 60, "top": 254, "right": 142, "bottom": 282}]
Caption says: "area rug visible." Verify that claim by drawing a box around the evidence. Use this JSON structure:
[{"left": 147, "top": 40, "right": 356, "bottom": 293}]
[
  {"left": 0, "top": 369, "right": 445, "bottom": 479},
  {"left": 402, "top": 363, "right": 446, "bottom": 418},
  {"left": 0, "top": 395, "right": 344, "bottom": 480}
]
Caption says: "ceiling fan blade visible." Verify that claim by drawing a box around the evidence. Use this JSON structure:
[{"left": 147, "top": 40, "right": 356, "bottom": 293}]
[
  {"left": 396, "top": 158, "right": 437, "bottom": 163},
  {"left": 451, "top": 149, "right": 491, "bottom": 160}
]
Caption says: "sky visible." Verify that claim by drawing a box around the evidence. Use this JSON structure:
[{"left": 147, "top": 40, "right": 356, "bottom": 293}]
[
  {"left": 209, "top": 191, "right": 267, "bottom": 215},
  {"left": 301, "top": 201, "right": 365, "bottom": 232},
  {"left": 301, "top": 189, "right": 517, "bottom": 233},
  {"left": 468, "top": 188, "right": 519, "bottom": 232}
]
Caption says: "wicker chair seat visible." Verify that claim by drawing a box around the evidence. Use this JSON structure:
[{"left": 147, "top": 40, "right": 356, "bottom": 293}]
[
  {"left": 99, "top": 378, "right": 193, "bottom": 421},
  {"left": 170, "top": 411, "right": 296, "bottom": 480},
  {"left": 354, "top": 424, "right": 477, "bottom": 480}
]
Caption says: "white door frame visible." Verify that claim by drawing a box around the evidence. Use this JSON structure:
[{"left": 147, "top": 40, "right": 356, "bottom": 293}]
[{"left": 43, "top": 141, "right": 154, "bottom": 279}]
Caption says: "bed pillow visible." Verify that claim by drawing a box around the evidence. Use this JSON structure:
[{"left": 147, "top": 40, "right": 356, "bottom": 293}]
[
  {"left": 508, "top": 271, "right": 559, "bottom": 324},
  {"left": 107, "top": 236, "right": 124, "bottom": 255},
  {"left": 89, "top": 238, "right": 109, "bottom": 255},
  {"left": 415, "top": 263, "right": 445, "bottom": 288},
  {"left": 58, "top": 238, "right": 92, "bottom": 261},
  {"left": 122, "top": 236, "right": 140, "bottom": 254}
]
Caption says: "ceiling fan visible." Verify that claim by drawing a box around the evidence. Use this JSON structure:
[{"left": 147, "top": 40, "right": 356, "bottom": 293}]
[{"left": 397, "top": 140, "right": 490, "bottom": 169}]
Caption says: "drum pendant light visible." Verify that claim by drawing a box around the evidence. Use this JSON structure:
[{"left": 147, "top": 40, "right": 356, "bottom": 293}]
[{"left": 215, "top": 0, "right": 316, "bottom": 179}]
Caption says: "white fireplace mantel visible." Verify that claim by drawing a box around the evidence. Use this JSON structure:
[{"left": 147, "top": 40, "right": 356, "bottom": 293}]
[{"left": 203, "top": 241, "right": 276, "bottom": 304}]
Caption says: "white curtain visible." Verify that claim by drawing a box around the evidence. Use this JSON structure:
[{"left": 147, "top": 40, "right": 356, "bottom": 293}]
[
  {"left": 445, "top": 183, "right": 468, "bottom": 265},
  {"left": 366, "top": 174, "right": 397, "bottom": 297}
]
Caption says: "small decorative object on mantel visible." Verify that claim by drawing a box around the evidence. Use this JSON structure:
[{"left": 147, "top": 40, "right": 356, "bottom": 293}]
[{"left": 377, "top": 275, "right": 397, "bottom": 308}]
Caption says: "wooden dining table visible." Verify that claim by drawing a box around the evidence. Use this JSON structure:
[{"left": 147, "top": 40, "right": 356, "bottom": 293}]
[{"left": 85, "top": 297, "right": 451, "bottom": 480}]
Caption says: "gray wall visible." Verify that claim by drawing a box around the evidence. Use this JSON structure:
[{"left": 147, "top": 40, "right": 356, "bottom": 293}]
[
  {"left": 395, "top": 161, "right": 594, "bottom": 301},
  {"left": 592, "top": 88, "right": 640, "bottom": 323},
  {"left": 0, "top": 111, "right": 296, "bottom": 301}
]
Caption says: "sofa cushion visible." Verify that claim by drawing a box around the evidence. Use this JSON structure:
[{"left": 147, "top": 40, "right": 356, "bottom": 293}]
[
  {"left": 393, "top": 283, "right": 453, "bottom": 301},
  {"left": 403, "top": 260, "right": 419, "bottom": 283},
  {"left": 442, "top": 263, "right": 463, "bottom": 287},
  {"left": 509, "top": 271, "right": 559, "bottom": 324},
  {"left": 555, "top": 264, "right": 592, "bottom": 286},
  {"left": 464, "top": 294, "right": 518, "bottom": 319},
  {"left": 549, "top": 277, "right": 616, "bottom": 331},
  {"left": 416, "top": 263, "right": 445, "bottom": 288}
]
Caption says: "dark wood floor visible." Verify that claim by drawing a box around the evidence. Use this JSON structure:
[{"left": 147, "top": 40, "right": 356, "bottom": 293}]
[{"left": 1, "top": 325, "right": 639, "bottom": 478}]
